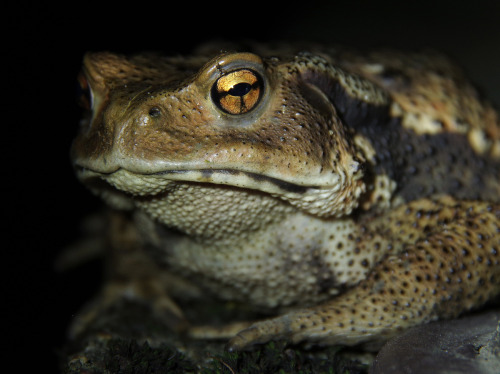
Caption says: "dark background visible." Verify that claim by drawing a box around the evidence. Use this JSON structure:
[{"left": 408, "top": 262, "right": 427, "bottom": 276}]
[{"left": 6, "top": 1, "right": 500, "bottom": 371}]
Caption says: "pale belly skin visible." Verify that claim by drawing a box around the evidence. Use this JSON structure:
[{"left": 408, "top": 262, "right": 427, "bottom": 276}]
[{"left": 70, "top": 43, "right": 500, "bottom": 351}]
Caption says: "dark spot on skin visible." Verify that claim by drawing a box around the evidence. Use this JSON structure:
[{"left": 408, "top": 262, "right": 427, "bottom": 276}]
[{"left": 354, "top": 117, "right": 500, "bottom": 203}]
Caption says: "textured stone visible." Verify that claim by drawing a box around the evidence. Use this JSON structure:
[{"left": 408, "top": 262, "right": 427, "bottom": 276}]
[{"left": 371, "top": 310, "right": 500, "bottom": 374}]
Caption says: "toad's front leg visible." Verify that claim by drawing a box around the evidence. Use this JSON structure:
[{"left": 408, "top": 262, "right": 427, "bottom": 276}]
[
  {"left": 69, "top": 211, "right": 190, "bottom": 338},
  {"left": 227, "top": 199, "right": 500, "bottom": 351}
]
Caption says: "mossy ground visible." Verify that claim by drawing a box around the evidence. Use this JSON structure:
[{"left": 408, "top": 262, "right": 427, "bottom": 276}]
[
  {"left": 61, "top": 299, "right": 368, "bottom": 374},
  {"left": 64, "top": 338, "right": 368, "bottom": 374}
]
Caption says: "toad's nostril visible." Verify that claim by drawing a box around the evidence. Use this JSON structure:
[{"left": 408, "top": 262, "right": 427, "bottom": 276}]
[{"left": 148, "top": 106, "right": 162, "bottom": 117}]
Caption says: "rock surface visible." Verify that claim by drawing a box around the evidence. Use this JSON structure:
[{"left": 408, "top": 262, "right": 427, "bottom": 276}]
[{"left": 370, "top": 310, "right": 500, "bottom": 374}]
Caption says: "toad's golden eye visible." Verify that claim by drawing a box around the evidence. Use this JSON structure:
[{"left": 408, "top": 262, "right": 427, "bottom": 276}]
[
  {"left": 212, "top": 69, "right": 263, "bottom": 115},
  {"left": 76, "top": 72, "right": 93, "bottom": 111}
]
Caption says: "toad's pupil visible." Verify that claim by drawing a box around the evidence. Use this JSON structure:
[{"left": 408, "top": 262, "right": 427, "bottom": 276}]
[{"left": 228, "top": 82, "right": 252, "bottom": 97}]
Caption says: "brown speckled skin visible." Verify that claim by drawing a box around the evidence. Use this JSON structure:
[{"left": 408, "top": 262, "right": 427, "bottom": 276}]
[{"left": 71, "top": 44, "right": 500, "bottom": 350}]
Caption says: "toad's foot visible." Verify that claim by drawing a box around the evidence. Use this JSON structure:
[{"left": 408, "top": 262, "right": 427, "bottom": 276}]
[
  {"left": 69, "top": 279, "right": 188, "bottom": 338},
  {"left": 226, "top": 302, "right": 387, "bottom": 352},
  {"left": 188, "top": 321, "right": 253, "bottom": 340}
]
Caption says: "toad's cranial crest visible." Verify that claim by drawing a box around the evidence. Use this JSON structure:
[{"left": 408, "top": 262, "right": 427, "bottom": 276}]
[{"left": 71, "top": 43, "right": 500, "bottom": 350}]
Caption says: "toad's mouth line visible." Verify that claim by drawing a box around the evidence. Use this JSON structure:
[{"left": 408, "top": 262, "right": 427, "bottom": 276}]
[
  {"left": 154, "top": 169, "right": 315, "bottom": 194},
  {"left": 75, "top": 166, "right": 320, "bottom": 196}
]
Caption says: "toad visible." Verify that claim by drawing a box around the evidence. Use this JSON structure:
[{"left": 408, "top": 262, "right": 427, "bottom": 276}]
[{"left": 71, "top": 44, "right": 500, "bottom": 350}]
